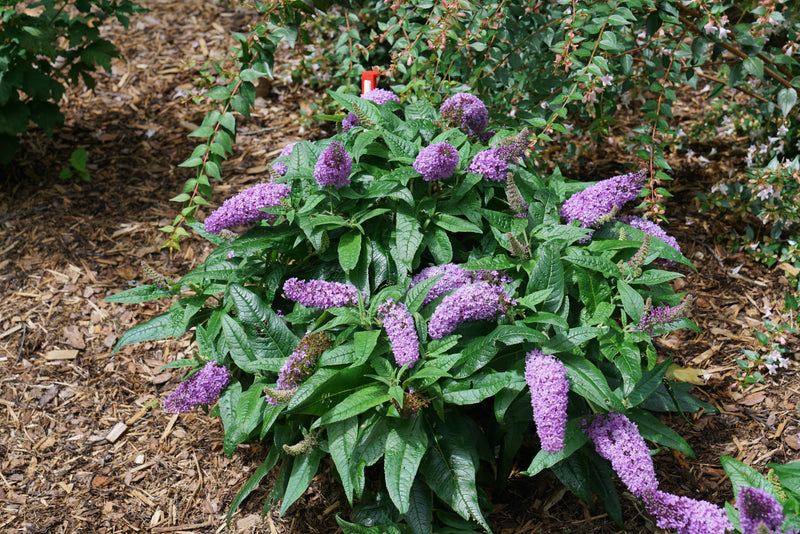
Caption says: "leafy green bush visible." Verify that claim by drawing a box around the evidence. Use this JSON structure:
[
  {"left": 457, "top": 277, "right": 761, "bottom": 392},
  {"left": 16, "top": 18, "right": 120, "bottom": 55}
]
[
  {"left": 0, "top": 0, "right": 143, "bottom": 164},
  {"left": 109, "top": 90, "right": 721, "bottom": 532}
]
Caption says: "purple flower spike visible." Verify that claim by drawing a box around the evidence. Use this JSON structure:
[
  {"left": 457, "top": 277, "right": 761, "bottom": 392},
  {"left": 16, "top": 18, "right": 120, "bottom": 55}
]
[
  {"left": 737, "top": 487, "right": 785, "bottom": 534},
  {"left": 637, "top": 296, "right": 691, "bottom": 335},
  {"left": 410, "top": 263, "right": 474, "bottom": 306},
  {"left": 164, "top": 361, "right": 230, "bottom": 413},
  {"left": 204, "top": 182, "right": 291, "bottom": 234},
  {"left": 273, "top": 142, "right": 297, "bottom": 176},
  {"left": 283, "top": 277, "right": 358, "bottom": 309},
  {"left": 468, "top": 148, "right": 508, "bottom": 182},
  {"left": 362, "top": 88, "right": 400, "bottom": 105},
  {"left": 413, "top": 142, "right": 459, "bottom": 181},
  {"left": 314, "top": 141, "right": 352, "bottom": 188},
  {"left": 378, "top": 299, "right": 419, "bottom": 368},
  {"left": 560, "top": 169, "right": 647, "bottom": 229},
  {"left": 617, "top": 215, "right": 681, "bottom": 265},
  {"left": 645, "top": 490, "right": 733, "bottom": 534},
  {"left": 525, "top": 350, "right": 569, "bottom": 453},
  {"left": 584, "top": 410, "right": 659, "bottom": 498},
  {"left": 440, "top": 93, "right": 488, "bottom": 136},
  {"left": 342, "top": 112, "right": 360, "bottom": 132},
  {"left": 427, "top": 281, "right": 515, "bottom": 339}
]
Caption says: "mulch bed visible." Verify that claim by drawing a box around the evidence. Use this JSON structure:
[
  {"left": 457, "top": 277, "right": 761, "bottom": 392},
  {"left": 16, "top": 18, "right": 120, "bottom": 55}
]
[{"left": 1, "top": 1, "right": 798, "bottom": 532}]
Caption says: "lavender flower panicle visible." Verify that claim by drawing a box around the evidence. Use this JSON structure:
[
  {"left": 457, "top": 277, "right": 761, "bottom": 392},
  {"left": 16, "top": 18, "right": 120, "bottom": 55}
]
[
  {"left": 204, "top": 182, "right": 291, "bottom": 234},
  {"left": 378, "top": 299, "right": 419, "bottom": 368},
  {"left": 427, "top": 281, "right": 515, "bottom": 339},
  {"left": 737, "top": 487, "right": 785, "bottom": 534},
  {"left": 272, "top": 141, "right": 297, "bottom": 177},
  {"left": 637, "top": 296, "right": 692, "bottom": 334},
  {"left": 584, "top": 410, "right": 659, "bottom": 498},
  {"left": 560, "top": 169, "right": 647, "bottom": 230},
  {"left": 314, "top": 141, "right": 352, "bottom": 188},
  {"left": 525, "top": 351, "right": 569, "bottom": 453},
  {"left": 164, "top": 361, "right": 230, "bottom": 413},
  {"left": 413, "top": 142, "right": 459, "bottom": 181},
  {"left": 272, "top": 332, "right": 330, "bottom": 394},
  {"left": 440, "top": 93, "right": 488, "bottom": 136},
  {"left": 283, "top": 277, "right": 359, "bottom": 309},
  {"left": 342, "top": 112, "right": 360, "bottom": 132},
  {"left": 468, "top": 148, "right": 508, "bottom": 182},
  {"left": 644, "top": 489, "right": 734, "bottom": 534},
  {"left": 495, "top": 128, "right": 530, "bottom": 163},
  {"left": 410, "top": 263, "right": 474, "bottom": 306},
  {"left": 361, "top": 88, "right": 401, "bottom": 105}
]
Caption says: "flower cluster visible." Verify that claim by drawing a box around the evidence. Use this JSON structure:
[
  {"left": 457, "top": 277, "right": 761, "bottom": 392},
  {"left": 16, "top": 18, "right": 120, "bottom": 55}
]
[
  {"left": 377, "top": 299, "right": 419, "bottom": 367},
  {"left": 413, "top": 142, "right": 459, "bottom": 181},
  {"left": 506, "top": 175, "right": 529, "bottom": 217},
  {"left": 164, "top": 361, "right": 230, "bottom": 413},
  {"left": 637, "top": 296, "right": 691, "bottom": 335},
  {"left": 427, "top": 281, "right": 515, "bottom": 338},
  {"left": 737, "top": 487, "right": 787, "bottom": 534},
  {"left": 410, "top": 264, "right": 510, "bottom": 306},
  {"left": 439, "top": 92, "right": 488, "bottom": 136},
  {"left": 273, "top": 332, "right": 331, "bottom": 393},
  {"left": 314, "top": 141, "right": 352, "bottom": 188},
  {"left": 560, "top": 169, "right": 647, "bottom": 230},
  {"left": 584, "top": 411, "right": 733, "bottom": 534},
  {"left": 283, "top": 277, "right": 359, "bottom": 309},
  {"left": 203, "top": 182, "right": 291, "bottom": 234},
  {"left": 524, "top": 350, "right": 569, "bottom": 453},
  {"left": 272, "top": 141, "right": 297, "bottom": 176},
  {"left": 468, "top": 129, "right": 530, "bottom": 182}
]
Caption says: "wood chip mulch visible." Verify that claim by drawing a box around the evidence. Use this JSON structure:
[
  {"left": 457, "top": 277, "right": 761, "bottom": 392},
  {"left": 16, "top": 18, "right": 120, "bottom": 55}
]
[{"left": 0, "top": 1, "right": 798, "bottom": 532}]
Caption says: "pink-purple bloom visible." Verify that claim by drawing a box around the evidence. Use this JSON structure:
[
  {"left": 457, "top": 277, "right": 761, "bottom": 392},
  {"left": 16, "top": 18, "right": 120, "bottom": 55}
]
[
  {"left": 411, "top": 263, "right": 475, "bottom": 306},
  {"left": 427, "top": 281, "right": 515, "bottom": 338},
  {"left": 585, "top": 411, "right": 733, "bottom": 534},
  {"left": 525, "top": 350, "right": 569, "bottom": 453},
  {"left": 273, "top": 141, "right": 297, "bottom": 176},
  {"left": 378, "top": 299, "right": 419, "bottom": 368},
  {"left": 164, "top": 361, "right": 230, "bottom": 413},
  {"left": 204, "top": 182, "right": 291, "bottom": 234},
  {"left": 342, "top": 112, "right": 360, "bottom": 132},
  {"left": 362, "top": 88, "right": 400, "bottom": 105},
  {"left": 560, "top": 169, "right": 647, "bottom": 229},
  {"left": 737, "top": 487, "right": 785, "bottom": 534},
  {"left": 637, "top": 296, "right": 691, "bottom": 334},
  {"left": 469, "top": 148, "right": 508, "bottom": 182},
  {"left": 314, "top": 141, "right": 352, "bottom": 188},
  {"left": 440, "top": 93, "right": 488, "bottom": 136},
  {"left": 283, "top": 277, "right": 358, "bottom": 309},
  {"left": 617, "top": 215, "right": 681, "bottom": 264},
  {"left": 413, "top": 142, "right": 459, "bottom": 181}
]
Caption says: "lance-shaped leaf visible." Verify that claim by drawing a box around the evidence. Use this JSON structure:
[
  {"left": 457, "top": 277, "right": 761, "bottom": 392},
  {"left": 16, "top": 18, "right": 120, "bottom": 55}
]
[{"left": 384, "top": 416, "right": 428, "bottom": 514}]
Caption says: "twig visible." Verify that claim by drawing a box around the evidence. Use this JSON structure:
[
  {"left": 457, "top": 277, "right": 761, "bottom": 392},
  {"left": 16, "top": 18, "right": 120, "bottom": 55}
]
[{"left": 14, "top": 323, "right": 26, "bottom": 366}]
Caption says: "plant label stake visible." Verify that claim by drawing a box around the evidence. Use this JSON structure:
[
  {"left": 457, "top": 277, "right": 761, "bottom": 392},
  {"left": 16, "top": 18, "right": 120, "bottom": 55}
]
[{"left": 362, "top": 70, "right": 381, "bottom": 95}]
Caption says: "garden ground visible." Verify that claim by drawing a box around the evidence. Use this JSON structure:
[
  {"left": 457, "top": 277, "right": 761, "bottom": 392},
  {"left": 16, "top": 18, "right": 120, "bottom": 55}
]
[{"left": 0, "top": 0, "right": 798, "bottom": 532}]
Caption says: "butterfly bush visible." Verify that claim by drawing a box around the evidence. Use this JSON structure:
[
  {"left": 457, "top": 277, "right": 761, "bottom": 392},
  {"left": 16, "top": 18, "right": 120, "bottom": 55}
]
[
  {"left": 377, "top": 299, "right": 419, "bottom": 367},
  {"left": 439, "top": 92, "right": 488, "bottom": 136},
  {"left": 111, "top": 86, "right": 717, "bottom": 533},
  {"left": 314, "top": 141, "right": 352, "bottom": 187},
  {"left": 737, "top": 487, "right": 787, "bottom": 534},
  {"left": 413, "top": 142, "right": 459, "bottom": 181},
  {"left": 560, "top": 169, "right": 647, "bottom": 230},
  {"left": 283, "top": 277, "right": 359, "bottom": 309},
  {"left": 342, "top": 88, "right": 401, "bottom": 132},
  {"left": 525, "top": 350, "right": 569, "bottom": 454},
  {"left": 164, "top": 361, "right": 230, "bottom": 413},
  {"left": 203, "top": 182, "right": 290, "bottom": 234}
]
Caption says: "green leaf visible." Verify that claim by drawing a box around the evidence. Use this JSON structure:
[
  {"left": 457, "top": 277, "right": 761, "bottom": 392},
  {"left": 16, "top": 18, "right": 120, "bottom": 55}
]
[
  {"left": 312, "top": 384, "right": 392, "bottom": 428},
  {"left": 405, "top": 478, "right": 433, "bottom": 534},
  {"left": 442, "top": 371, "right": 524, "bottom": 405},
  {"left": 456, "top": 325, "right": 548, "bottom": 378},
  {"left": 393, "top": 206, "right": 423, "bottom": 272},
  {"left": 206, "top": 85, "right": 231, "bottom": 100},
  {"left": 523, "top": 418, "right": 588, "bottom": 476},
  {"left": 385, "top": 416, "right": 428, "bottom": 513},
  {"left": 544, "top": 326, "right": 603, "bottom": 353},
  {"left": 778, "top": 87, "right": 798, "bottom": 117},
  {"left": 527, "top": 244, "right": 564, "bottom": 313},
  {"left": 628, "top": 409, "right": 694, "bottom": 457},
  {"left": 617, "top": 279, "right": 644, "bottom": 323},
  {"left": 615, "top": 343, "right": 642, "bottom": 396},
  {"left": 424, "top": 226, "right": 453, "bottom": 265},
  {"left": 221, "top": 313, "right": 261, "bottom": 373},
  {"left": 630, "top": 269, "right": 683, "bottom": 285},
  {"left": 338, "top": 231, "right": 362, "bottom": 272},
  {"left": 227, "top": 446, "right": 279, "bottom": 527},
  {"left": 743, "top": 57, "right": 764, "bottom": 80},
  {"left": 228, "top": 284, "right": 299, "bottom": 362},
  {"left": 280, "top": 447, "right": 324, "bottom": 516},
  {"left": 721, "top": 456, "right": 776, "bottom": 498},
  {"left": 627, "top": 358, "right": 670, "bottom": 408},
  {"left": 382, "top": 130, "right": 418, "bottom": 159},
  {"left": 111, "top": 313, "right": 181, "bottom": 354},
  {"left": 354, "top": 329, "right": 381, "bottom": 366},
  {"left": 328, "top": 416, "right": 359, "bottom": 504},
  {"left": 433, "top": 214, "right": 482, "bottom": 234},
  {"left": 565, "top": 255, "right": 620, "bottom": 278},
  {"left": 104, "top": 284, "right": 173, "bottom": 303},
  {"left": 560, "top": 352, "right": 619, "bottom": 410},
  {"left": 222, "top": 378, "right": 266, "bottom": 459}
]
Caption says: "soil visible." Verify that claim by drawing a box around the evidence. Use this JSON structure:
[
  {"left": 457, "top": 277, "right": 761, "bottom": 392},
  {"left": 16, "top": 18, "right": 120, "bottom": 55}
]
[{"left": 1, "top": 1, "right": 798, "bottom": 533}]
